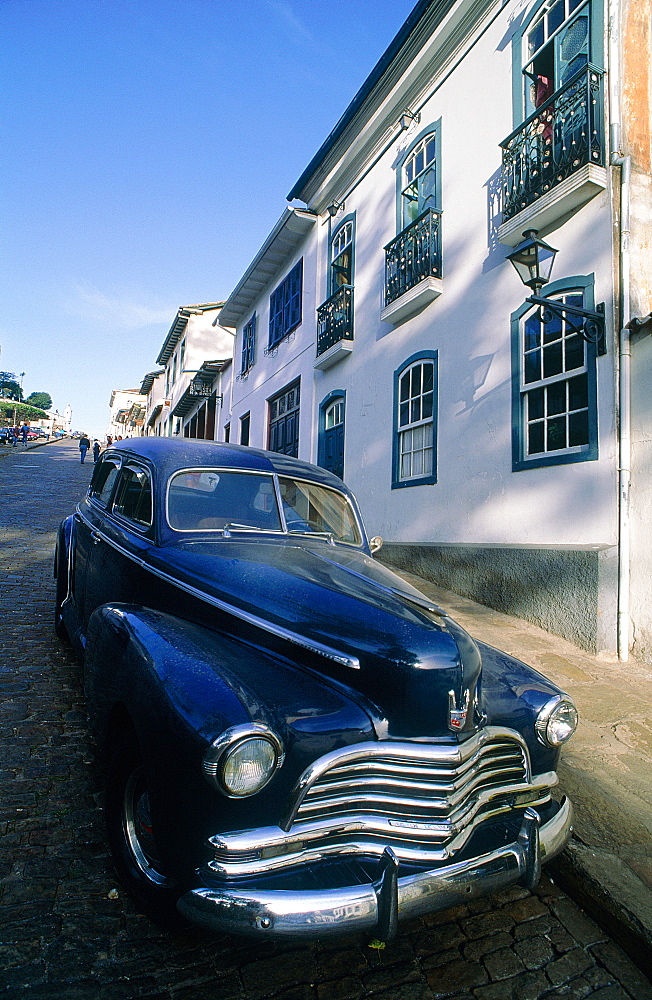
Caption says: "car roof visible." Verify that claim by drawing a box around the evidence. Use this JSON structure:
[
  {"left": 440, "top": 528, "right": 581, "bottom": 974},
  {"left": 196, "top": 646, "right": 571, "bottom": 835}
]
[{"left": 106, "top": 438, "right": 353, "bottom": 495}]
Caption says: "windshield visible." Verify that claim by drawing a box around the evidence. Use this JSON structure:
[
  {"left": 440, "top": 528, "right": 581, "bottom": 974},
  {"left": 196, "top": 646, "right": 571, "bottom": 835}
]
[
  {"left": 277, "top": 477, "right": 361, "bottom": 544},
  {"left": 167, "top": 468, "right": 361, "bottom": 544},
  {"left": 168, "top": 471, "right": 281, "bottom": 532}
]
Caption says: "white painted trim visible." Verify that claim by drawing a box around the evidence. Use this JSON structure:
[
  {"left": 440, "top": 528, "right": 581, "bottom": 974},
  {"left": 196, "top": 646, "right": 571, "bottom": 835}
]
[
  {"left": 381, "top": 275, "right": 443, "bottom": 325},
  {"left": 498, "top": 164, "right": 607, "bottom": 246},
  {"left": 313, "top": 341, "right": 354, "bottom": 371}
]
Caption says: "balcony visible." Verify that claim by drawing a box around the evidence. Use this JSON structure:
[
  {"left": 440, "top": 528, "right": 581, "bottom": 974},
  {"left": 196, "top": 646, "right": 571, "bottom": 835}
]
[
  {"left": 314, "top": 285, "right": 354, "bottom": 370},
  {"left": 499, "top": 67, "right": 606, "bottom": 245},
  {"left": 382, "top": 209, "right": 443, "bottom": 325}
]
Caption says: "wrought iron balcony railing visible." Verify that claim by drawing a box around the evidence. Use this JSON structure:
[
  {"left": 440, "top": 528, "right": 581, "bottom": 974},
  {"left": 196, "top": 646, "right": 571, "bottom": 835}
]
[
  {"left": 384, "top": 209, "right": 442, "bottom": 307},
  {"left": 316, "top": 285, "right": 353, "bottom": 357},
  {"left": 500, "top": 66, "right": 604, "bottom": 223}
]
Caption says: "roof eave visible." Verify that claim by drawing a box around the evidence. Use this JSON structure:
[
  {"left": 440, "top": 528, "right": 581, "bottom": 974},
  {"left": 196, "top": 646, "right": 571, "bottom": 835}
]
[
  {"left": 156, "top": 303, "right": 226, "bottom": 365},
  {"left": 286, "top": 0, "right": 435, "bottom": 203},
  {"left": 139, "top": 370, "right": 165, "bottom": 395},
  {"left": 218, "top": 207, "right": 317, "bottom": 329}
]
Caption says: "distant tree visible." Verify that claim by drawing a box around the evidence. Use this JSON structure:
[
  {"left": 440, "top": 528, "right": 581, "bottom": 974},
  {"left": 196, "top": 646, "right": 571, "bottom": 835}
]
[
  {"left": 0, "top": 400, "right": 48, "bottom": 422},
  {"left": 0, "top": 373, "right": 23, "bottom": 401},
  {"left": 25, "top": 391, "right": 53, "bottom": 410}
]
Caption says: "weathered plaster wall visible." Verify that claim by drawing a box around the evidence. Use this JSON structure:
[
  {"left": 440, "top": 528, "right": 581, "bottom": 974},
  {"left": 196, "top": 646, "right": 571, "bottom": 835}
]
[
  {"left": 623, "top": 0, "right": 652, "bottom": 663},
  {"left": 380, "top": 542, "right": 618, "bottom": 654}
]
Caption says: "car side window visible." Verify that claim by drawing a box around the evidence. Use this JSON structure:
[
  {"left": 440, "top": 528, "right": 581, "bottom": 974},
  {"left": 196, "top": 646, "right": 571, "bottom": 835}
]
[
  {"left": 112, "top": 464, "right": 152, "bottom": 528},
  {"left": 90, "top": 458, "right": 122, "bottom": 507}
]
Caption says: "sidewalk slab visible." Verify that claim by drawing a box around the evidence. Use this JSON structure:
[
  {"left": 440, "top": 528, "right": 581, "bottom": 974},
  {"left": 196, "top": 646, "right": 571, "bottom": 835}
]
[{"left": 387, "top": 563, "right": 652, "bottom": 978}]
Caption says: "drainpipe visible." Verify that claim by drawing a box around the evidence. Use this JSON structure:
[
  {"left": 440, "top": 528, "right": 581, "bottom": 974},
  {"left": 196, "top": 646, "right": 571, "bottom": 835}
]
[{"left": 609, "top": 0, "right": 632, "bottom": 660}]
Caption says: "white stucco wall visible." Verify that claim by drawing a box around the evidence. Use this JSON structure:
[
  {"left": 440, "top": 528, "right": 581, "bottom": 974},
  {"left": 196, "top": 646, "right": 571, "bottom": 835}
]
[
  {"left": 222, "top": 0, "right": 624, "bottom": 653},
  {"left": 307, "top": 3, "right": 617, "bottom": 551}
]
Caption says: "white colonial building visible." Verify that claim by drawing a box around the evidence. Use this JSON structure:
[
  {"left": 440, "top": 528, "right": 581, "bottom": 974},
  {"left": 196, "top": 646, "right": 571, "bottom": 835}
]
[
  {"left": 141, "top": 303, "right": 234, "bottom": 438},
  {"left": 107, "top": 388, "right": 147, "bottom": 440},
  {"left": 217, "top": 0, "right": 651, "bottom": 663}
]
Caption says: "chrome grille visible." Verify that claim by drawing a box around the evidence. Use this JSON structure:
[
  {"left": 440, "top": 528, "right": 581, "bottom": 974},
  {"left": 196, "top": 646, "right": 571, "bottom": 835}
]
[
  {"left": 208, "top": 728, "right": 556, "bottom": 879},
  {"left": 282, "top": 730, "right": 533, "bottom": 839}
]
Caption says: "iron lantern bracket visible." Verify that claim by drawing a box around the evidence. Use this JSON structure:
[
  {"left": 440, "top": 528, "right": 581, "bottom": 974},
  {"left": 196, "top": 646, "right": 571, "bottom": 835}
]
[{"left": 526, "top": 295, "right": 607, "bottom": 356}]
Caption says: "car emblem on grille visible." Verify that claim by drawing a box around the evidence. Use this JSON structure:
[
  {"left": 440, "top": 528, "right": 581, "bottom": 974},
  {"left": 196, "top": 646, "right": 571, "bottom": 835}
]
[{"left": 448, "top": 688, "right": 471, "bottom": 731}]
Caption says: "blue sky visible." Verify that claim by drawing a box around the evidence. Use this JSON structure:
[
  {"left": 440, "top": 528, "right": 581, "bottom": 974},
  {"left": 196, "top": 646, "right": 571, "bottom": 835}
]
[{"left": 1, "top": 0, "right": 416, "bottom": 436}]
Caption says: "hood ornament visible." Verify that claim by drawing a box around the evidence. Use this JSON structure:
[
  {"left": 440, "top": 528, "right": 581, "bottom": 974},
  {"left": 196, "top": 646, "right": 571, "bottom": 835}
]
[
  {"left": 448, "top": 688, "right": 471, "bottom": 731},
  {"left": 449, "top": 687, "right": 486, "bottom": 732}
]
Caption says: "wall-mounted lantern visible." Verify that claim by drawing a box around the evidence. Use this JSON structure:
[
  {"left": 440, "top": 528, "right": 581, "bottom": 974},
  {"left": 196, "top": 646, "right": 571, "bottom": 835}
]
[{"left": 507, "top": 229, "right": 606, "bottom": 355}]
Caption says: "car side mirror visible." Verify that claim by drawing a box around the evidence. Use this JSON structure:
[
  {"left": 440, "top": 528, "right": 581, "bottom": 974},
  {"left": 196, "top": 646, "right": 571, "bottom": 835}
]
[{"left": 369, "top": 536, "right": 383, "bottom": 555}]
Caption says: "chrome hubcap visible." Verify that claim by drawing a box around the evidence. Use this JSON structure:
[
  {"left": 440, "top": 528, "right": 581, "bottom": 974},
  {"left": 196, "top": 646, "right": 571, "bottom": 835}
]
[{"left": 123, "top": 766, "right": 173, "bottom": 886}]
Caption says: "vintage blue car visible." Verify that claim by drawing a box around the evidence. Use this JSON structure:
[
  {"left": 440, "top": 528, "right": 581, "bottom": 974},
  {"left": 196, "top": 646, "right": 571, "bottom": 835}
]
[{"left": 55, "top": 437, "right": 577, "bottom": 939}]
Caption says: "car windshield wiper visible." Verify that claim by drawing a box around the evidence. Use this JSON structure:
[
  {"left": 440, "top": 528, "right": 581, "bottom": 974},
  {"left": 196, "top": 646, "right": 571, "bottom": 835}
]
[
  {"left": 222, "top": 523, "right": 266, "bottom": 535},
  {"left": 287, "top": 528, "right": 336, "bottom": 543}
]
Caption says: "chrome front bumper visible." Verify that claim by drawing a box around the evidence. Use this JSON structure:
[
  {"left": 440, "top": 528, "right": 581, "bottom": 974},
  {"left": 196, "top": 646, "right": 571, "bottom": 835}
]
[{"left": 178, "top": 797, "right": 572, "bottom": 938}]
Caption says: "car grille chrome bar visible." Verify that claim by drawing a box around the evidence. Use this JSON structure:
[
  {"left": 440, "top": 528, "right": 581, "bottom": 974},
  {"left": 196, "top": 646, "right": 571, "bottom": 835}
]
[
  {"left": 207, "top": 728, "right": 557, "bottom": 880},
  {"left": 282, "top": 727, "right": 530, "bottom": 829}
]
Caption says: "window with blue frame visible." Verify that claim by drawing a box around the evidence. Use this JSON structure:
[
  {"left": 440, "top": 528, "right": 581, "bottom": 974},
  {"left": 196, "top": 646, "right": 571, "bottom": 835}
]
[
  {"left": 392, "top": 352, "right": 438, "bottom": 488},
  {"left": 241, "top": 314, "right": 256, "bottom": 375},
  {"left": 511, "top": 276, "right": 598, "bottom": 470},
  {"left": 501, "top": 0, "right": 604, "bottom": 222},
  {"left": 385, "top": 124, "right": 442, "bottom": 308},
  {"left": 400, "top": 131, "right": 439, "bottom": 230},
  {"left": 330, "top": 221, "right": 353, "bottom": 293},
  {"left": 523, "top": 0, "right": 591, "bottom": 117},
  {"left": 268, "top": 260, "right": 303, "bottom": 351}
]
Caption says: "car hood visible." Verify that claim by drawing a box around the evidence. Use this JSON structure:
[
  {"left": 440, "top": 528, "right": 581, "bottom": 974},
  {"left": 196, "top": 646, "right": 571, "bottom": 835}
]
[{"left": 146, "top": 537, "right": 482, "bottom": 739}]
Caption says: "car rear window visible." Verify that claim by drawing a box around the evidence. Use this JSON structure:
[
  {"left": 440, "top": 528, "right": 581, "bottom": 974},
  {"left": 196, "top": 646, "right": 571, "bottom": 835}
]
[{"left": 112, "top": 465, "right": 152, "bottom": 528}]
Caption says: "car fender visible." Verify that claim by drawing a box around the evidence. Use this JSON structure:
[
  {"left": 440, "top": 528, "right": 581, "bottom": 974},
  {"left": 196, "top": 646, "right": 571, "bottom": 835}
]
[
  {"left": 54, "top": 515, "right": 75, "bottom": 577},
  {"left": 84, "top": 603, "right": 377, "bottom": 871},
  {"left": 478, "top": 640, "right": 569, "bottom": 772}
]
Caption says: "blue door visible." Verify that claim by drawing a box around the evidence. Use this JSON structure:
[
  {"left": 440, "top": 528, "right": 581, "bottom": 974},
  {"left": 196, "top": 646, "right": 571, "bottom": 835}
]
[
  {"left": 322, "top": 396, "right": 345, "bottom": 480},
  {"left": 269, "top": 381, "right": 300, "bottom": 457}
]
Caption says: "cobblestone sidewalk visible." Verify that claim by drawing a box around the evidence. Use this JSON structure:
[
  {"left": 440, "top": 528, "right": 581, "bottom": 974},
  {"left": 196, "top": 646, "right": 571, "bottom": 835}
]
[{"left": 1, "top": 440, "right": 650, "bottom": 999}]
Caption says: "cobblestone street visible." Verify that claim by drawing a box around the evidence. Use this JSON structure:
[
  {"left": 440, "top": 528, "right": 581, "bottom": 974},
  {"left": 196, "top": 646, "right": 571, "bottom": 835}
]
[{"left": 1, "top": 439, "right": 650, "bottom": 1000}]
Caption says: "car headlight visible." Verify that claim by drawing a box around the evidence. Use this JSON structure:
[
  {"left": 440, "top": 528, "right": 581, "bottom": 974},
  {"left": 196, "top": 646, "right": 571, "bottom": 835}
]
[
  {"left": 535, "top": 695, "right": 578, "bottom": 747},
  {"left": 203, "top": 723, "right": 284, "bottom": 797}
]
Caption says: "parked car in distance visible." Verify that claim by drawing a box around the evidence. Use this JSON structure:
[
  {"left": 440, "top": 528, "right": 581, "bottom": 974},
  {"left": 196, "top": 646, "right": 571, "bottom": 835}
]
[{"left": 54, "top": 438, "right": 577, "bottom": 939}]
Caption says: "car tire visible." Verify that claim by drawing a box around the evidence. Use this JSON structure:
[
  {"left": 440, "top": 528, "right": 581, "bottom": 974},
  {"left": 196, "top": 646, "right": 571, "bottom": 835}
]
[
  {"left": 105, "top": 729, "right": 188, "bottom": 930},
  {"left": 54, "top": 546, "right": 69, "bottom": 641}
]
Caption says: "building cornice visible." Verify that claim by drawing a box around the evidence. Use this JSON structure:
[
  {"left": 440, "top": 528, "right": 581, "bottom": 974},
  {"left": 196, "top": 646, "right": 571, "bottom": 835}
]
[
  {"left": 218, "top": 208, "right": 317, "bottom": 329},
  {"left": 287, "top": 0, "right": 501, "bottom": 211},
  {"left": 156, "top": 303, "right": 225, "bottom": 366}
]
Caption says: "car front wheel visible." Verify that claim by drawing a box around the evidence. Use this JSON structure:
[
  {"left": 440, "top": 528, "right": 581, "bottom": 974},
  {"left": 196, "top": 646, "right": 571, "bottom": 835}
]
[{"left": 105, "top": 730, "right": 188, "bottom": 930}]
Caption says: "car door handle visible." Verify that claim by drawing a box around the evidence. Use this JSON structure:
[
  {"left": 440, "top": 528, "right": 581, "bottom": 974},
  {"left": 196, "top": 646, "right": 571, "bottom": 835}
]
[{"left": 91, "top": 531, "right": 102, "bottom": 545}]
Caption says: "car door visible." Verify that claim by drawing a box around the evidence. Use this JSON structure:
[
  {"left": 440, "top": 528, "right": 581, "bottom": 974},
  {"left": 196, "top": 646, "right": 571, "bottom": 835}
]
[
  {"left": 80, "top": 461, "right": 154, "bottom": 628},
  {"left": 72, "top": 455, "right": 122, "bottom": 625}
]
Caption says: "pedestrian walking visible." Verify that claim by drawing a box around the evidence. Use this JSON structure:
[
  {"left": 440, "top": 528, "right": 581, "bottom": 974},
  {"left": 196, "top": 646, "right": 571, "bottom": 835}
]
[
  {"left": 93, "top": 440, "right": 101, "bottom": 463},
  {"left": 79, "top": 434, "right": 91, "bottom": 464},
  {"left": 11, "top": 426, "right": 18, "bottom": 447},
  {"left": 21, "top": 423, "right": 29, "bottom": 445}
]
